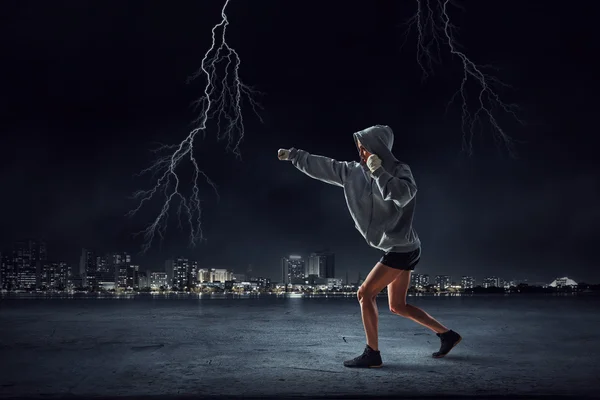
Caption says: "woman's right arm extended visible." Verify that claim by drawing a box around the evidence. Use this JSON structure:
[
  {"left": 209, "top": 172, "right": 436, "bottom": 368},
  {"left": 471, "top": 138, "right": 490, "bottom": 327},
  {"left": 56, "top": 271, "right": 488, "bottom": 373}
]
[{"left": 278, "top": 148, "right": 354, "bottom": 187}]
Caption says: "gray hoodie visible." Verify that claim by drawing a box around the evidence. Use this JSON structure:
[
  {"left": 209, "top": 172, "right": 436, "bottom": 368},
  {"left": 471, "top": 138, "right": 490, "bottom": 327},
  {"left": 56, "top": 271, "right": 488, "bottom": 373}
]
[{"left": 288, "top": 125, "right": 420, "bottom": 253}]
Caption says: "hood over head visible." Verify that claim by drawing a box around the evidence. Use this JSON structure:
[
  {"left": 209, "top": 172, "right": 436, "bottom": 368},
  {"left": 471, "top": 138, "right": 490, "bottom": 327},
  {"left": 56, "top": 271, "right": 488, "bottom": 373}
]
[{"left": 353, "top": 125, "right": 398, "bottom": 171}]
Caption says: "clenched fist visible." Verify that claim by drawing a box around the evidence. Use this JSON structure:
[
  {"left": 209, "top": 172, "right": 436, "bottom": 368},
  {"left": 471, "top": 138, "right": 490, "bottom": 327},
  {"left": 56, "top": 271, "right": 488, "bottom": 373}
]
[
  {"left": 278, "top": 148, "right": 291, "bottom": 161},
  {"left": 366, "top": 154, "right": 382, "bottom": 173}
]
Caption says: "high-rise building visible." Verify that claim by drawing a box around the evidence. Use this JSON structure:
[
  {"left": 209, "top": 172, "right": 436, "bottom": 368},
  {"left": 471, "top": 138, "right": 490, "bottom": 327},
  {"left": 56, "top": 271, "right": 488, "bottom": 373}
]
[
  {"left": 189, "top": 261, "right": 198, "bottom": 288},
  {"left": 79, "top": 249, "right": 96, "bottom": 289},
  {"left": 38, "top": 261, "right": 53, "bottom": 289},
  {"left": 92, "top": 253, "right": 116, "bottom": 290},
  {"left": 307, "top": 255, "right": 318, "bottom": 276},
  {"left": 198, "top": 268, "right": 233, "bottom": 283},
  {"left": 55, "top": 262, "right": 72, "bottom": 290},
  {"left": 0, "top": 251, "right": 4, "bottom": 289},
  {"left": 165, "top": 257, "right": 189, "bottom": 290},
  {"left": 435, "top": 275, "right": 451, "bottom": 291},
  {"left": 126, "top": 265, "right": 139, "bottom": 289},
  {"left": 307, "top": 251, "right": 335, "bottom": 279},
  {"left": 165, "top": 259, "right": 175, "bottom": 288},
  {"left": 482, "top": 276, "right": 500, "bottom": 288},
  {"left": 42, "top": 262, "right": 72, "bottom": 290},
  {"left": 110, "top": 252, "right": 134, "bottom": 289},
  {"left": 115, "top": 262, "right": 127, "bottom": 288},
  {"left": 411, "top": 273, "right": 429, "bottom": 288},
  {"left": 280, "top": 259, "right": 288, "bottom": 285},
  {"left": 212, "top": 268, "right": 232, "bottom": 283},
  {"left": 461, "top": 276, "right": 475, "bottom": 289},
  {"left": 410, "top": 273, "right": 418, "bottom": 287},
  {"left": 13, "top": 240, "right": 46, "bottom": 290},
  {"left": 281, "top": 255, "right": 305, "bottom": 285},
  {"left": 197, "top": 268, "right": 209, "bottom": 283},
  {"left": 0, "top": 253, "right": 17, "bottom": 290},
  {"left": 138, "top": 271, "right": 149, "bottom": 290},
  {"left": 173, "top": 258, "right": 188, "bottom": 290},
  {"left": 112, "top": 252, "right": 131, "bottom": 265},
  {"left": 150, "top": 272, "right": 168, "bottom": 290},
  {"left": 253, "top": 277, "right": 271, "bottom": 289},
  {"left": 95, "top": 254, "right": 114, "bottom": 284}
]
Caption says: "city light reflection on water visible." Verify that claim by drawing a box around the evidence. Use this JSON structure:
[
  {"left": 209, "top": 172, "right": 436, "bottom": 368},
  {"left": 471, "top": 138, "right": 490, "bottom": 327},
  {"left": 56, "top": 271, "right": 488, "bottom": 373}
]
[
  {"left": 0, "top": 291, "right": 586, "bottom": 302},
  {"left": 0, "top": 291, "right": 472, "bottom": 300}
]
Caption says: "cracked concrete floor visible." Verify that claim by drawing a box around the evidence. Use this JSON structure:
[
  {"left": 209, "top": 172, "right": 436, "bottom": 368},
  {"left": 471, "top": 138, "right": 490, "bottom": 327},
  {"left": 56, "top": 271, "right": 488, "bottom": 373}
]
[{"left": 0, "top": 294, "right": 599, "bottom": 399}]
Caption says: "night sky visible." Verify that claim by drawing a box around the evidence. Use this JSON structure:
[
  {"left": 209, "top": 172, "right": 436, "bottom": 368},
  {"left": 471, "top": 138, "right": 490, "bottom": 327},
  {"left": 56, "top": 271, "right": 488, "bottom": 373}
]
[{"left": 1, "top": 0, "right": 598, "bottom": 283}]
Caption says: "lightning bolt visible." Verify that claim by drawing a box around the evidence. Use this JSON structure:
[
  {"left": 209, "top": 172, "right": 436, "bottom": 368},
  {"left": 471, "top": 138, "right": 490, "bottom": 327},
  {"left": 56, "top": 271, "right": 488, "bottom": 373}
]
[
  {"left": 404, "top": 0, "right": 524, "bottom": 156},
  {"left": 127, "top": 0, "right": 262, "bottom": 253}
]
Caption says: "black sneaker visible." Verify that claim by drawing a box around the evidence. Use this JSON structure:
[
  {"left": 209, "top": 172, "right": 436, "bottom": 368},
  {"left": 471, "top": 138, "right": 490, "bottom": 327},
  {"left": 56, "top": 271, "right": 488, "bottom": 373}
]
[
  {"left": 343, "top": 345, "right": 383, "bottom": 368},
  {"left": 432, "top": 330, "right": 462, "bottom": 358}
]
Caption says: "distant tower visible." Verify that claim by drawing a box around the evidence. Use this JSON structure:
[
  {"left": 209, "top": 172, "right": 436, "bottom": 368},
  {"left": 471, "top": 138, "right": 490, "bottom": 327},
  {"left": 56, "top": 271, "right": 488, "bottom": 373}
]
[
  {"left": 281, "top": 255, "right": 305, "bottom": 285},
  {"left": 307, "top": 251, "right": 335, "bottom": 278},
  {"left": 13, "top": 240, "right": 47, "bottom": 290},
  {"left": 0, "top": 252, "right": 17, "bottom": 290},
  {"left": 164, "top": 259, "right": 174, "bottom": 287},
  {"left": 112, "top": 252, "right": 133, "bottom": 289},
  {"left": 171, "top": 257, "right": 189, "bottom": 290},
  {"left": 189, "top": 260, "right": 198, "bottom": 288},
  {"left": 280, "top": 258, "right": 289, "bottom": 285},
  {"left": 79, "top": 248, "right": 96, "bottom": 290},
  {"left": 345, "top": 271, "right": 348, "bottom": 285}
]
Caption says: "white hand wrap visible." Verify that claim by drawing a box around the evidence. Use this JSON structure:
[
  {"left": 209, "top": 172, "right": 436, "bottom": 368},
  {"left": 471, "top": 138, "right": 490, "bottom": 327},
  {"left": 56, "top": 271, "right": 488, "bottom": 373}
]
[{"left": 367, "top": 154, "right": 382, "bottom": 173}]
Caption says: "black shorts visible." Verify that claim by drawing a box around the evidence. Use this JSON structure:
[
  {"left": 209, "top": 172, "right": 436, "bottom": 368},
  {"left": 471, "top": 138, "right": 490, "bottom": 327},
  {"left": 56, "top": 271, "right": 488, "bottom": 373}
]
[{"left": 379, "top": 247, "right": 421, "bottom": 271}]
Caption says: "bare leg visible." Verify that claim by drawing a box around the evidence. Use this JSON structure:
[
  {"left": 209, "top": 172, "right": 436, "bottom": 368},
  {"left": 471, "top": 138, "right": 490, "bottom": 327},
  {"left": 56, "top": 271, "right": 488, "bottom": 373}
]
[
  {"left": 387, "top": 270, "right": 449, "bottom": 334},
  {"left": 357, "top": 263, "right": 402, "bottom": 351}
]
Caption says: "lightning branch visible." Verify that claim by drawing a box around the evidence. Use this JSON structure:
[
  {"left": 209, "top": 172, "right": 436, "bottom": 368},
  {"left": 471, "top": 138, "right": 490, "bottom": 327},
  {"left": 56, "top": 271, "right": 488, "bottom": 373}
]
[{"left": 127, "top": 0, "right": 261, "bottom": 253}]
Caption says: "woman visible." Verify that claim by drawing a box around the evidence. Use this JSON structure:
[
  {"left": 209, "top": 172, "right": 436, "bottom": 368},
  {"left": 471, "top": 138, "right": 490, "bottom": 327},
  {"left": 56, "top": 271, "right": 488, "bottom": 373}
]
[{"left": 277, "top": 125, "right": 461, "bottom": 368}]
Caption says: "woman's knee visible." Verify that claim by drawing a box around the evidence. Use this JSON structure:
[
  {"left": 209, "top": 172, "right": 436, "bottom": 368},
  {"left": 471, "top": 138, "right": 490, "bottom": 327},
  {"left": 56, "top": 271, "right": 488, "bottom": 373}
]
[{"left": 356, "top": 286, "right": 377, "bottom": 303}]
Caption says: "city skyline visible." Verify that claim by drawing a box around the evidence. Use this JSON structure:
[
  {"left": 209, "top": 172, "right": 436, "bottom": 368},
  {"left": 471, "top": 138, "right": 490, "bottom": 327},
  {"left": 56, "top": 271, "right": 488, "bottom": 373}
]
[{"left": 0, "top": 239, "right": 591, "bottom": 290}]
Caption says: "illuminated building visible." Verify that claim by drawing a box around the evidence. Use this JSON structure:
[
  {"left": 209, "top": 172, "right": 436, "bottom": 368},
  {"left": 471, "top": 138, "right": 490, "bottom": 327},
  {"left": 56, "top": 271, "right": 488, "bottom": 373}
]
[
  {"left": 461, "top": 276, "right": 475, "bottom": 289},
  {"left": 307, "top": 251, "right": 335, "bottom": 279},
  {"left": 0, "top": 253, "right": 17, "bottom": 290},
  {"left": 411, "top": 273, "right": 430, "bottom": 288},
  {"left": 482, "top": 276, "right": 501, "bottom": 288},
  {"left": 150, "top": 272, "right": 168, "bottom": 289},
  {"left": 435, "top": 275, "right": 451, "bottom": 291},
  {"left": 12, "top": 240, "right": 46, "bottom": 290},
  {"left": 198, "top": 268, "right": 233, "bottom": 283},
  {"left": 549, "top": 277, "right": 577, "bottom": 287},
  {"left": 281, "top": 255, "right": 305, "bottom": 285},
  {"left": 79, "top": 249, "right": 96, "bottom": 289}
]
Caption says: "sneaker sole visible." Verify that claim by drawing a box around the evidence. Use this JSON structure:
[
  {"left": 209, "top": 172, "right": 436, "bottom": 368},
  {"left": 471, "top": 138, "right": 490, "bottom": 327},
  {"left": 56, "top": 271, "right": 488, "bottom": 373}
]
[{"left": 432, "top": 336, "right": 462, "bottom": 359}]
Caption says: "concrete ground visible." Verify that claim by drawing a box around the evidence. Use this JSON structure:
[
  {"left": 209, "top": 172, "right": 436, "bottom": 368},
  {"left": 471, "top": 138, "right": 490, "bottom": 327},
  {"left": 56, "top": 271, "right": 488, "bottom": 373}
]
[{"left": 0, "top": 294, "right": 599, "bottom": 399}]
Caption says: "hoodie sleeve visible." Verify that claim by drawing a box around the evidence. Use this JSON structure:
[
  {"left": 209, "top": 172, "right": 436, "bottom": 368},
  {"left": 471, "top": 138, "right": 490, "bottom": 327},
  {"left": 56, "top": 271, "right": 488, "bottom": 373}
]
[
  {"left": 371, "top": 164, "right": 417, "bottom": 207},
  {"left": 289, "top": 148, "right": 352, "bottom": 187}
]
